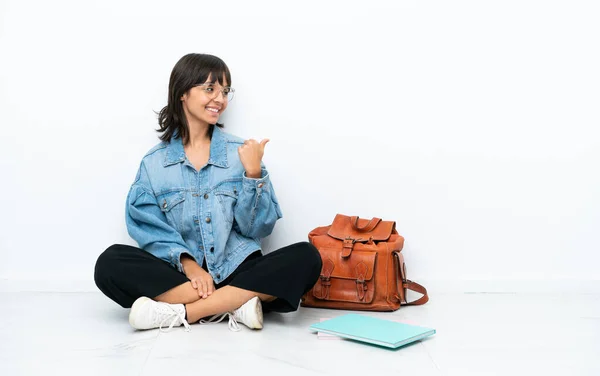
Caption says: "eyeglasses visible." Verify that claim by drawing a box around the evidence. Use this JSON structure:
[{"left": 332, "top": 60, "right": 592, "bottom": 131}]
[{"left": 194, "top": 83, "right": 235, "bottom": 102}]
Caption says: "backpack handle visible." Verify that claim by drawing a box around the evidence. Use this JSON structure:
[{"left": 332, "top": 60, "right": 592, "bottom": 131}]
[{"left": 350, "top": 216, "right": 381, "bottom": 232}]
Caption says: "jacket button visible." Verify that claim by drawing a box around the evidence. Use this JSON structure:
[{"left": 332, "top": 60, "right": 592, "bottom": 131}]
[
  {"left": 162, "top": 201, "right": 167, "bottom": 209},
  {"left": 204, "top": 193, "right": 209, "bottom": 199},
  {"left": 257, "top": 183, "right": 264, "bottom": 188},
  {"left": 216, "top": 273, "right": 221, "bottom": 279},
  {"left": 210, "top": 247, "right": 214, "bottom": 253},
  {"left": 205, "top": 217, "right": 211, "bottom": 223}
]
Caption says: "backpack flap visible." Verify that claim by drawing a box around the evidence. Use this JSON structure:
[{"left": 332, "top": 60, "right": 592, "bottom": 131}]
[
  {"left": 327, "top": 214, "right": 395, "bottom": 242},
  {"left": 327, "top": 214, "right": 396, "bottom": 257}
]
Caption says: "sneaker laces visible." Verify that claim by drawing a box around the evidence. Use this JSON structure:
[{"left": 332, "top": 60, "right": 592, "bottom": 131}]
[
  {"left": 155, "top": 304, "right": 191, "bottom": 333},
  {"left": 199, "top": 312, "right": 241, "bottom": 332}
]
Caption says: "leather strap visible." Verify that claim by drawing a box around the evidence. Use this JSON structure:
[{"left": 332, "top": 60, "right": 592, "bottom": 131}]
[
  {"left": 350, "top": 216, "right": 382, "bottom": 232},
  {"left": 403, "top": 280, "right": 429, "bottom": 306},
  {"left": 393, "top": 252, "right": 429, "bottom": 306}
]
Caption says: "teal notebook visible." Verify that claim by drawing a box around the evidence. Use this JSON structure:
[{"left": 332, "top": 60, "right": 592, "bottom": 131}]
[{"left": 309, "top": 314, "right": 436, "bottom": 349}]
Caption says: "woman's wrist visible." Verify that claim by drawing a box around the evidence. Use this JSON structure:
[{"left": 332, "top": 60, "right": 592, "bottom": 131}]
[
  {"left": 180, "top": 254, "right": 198, "bottom": 273},
  {"left": 245, "top": 168, "right": 261, "bottom": 179}
]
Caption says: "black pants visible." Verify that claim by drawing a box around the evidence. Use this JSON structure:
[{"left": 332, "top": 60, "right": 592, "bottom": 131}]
[{"left": 94, "top": 242, "right": 322, "bottom": 313}]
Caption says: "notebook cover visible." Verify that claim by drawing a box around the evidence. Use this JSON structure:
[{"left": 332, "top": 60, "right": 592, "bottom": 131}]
[{"left": 309, "top": 313, "right": 436, "bottom": 348}]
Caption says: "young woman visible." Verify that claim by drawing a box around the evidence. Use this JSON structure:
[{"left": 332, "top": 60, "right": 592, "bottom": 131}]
[{"left": 94, "top": 53, "right": 322, "bottom": 332}]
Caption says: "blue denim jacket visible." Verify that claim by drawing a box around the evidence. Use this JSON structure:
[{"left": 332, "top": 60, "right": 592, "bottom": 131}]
[{"left": 125, "top": 126, "right": 283, "bottom": 284}]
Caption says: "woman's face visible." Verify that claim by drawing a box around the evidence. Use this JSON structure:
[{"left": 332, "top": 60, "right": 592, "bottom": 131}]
[{"left": 181, "top": 75, "right": 229, "bottom": 128}]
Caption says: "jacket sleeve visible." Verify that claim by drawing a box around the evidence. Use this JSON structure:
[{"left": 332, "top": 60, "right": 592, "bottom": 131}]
[
  {"left": 125, "top": 163, "right": 193, "bottom": 272},
  {"left": 233, "top": 165, "right": 283, "bottom": 239}
]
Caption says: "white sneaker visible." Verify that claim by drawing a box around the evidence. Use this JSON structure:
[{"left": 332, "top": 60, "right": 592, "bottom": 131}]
[
  {"left": 233, "top": 296, "right": 263, "bottom": 329},
  {"left": 129, "top": 297, "right": 191, "bottom": 332},
  {"left": 199, "top": 296, "right": 263, "bottom": 332}
]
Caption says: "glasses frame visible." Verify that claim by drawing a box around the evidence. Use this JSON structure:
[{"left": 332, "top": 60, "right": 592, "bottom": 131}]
[{"left": 193, "top": 83, "right": 235, "bottom": 102}]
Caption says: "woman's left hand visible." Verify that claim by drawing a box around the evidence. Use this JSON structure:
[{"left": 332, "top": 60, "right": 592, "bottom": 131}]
[{"left": 238, "top": 138, "right": 269, "bottom": 178}]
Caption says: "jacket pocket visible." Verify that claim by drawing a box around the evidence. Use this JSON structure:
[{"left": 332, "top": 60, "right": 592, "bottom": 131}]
[
  {"left": 214, "top": 182, "right": 240, "bottom": 225},
  {"left": 157, "top": 190, "right": 186, "bottom": 231}
]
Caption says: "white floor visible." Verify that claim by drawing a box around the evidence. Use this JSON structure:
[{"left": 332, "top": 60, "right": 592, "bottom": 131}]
[{"left": 1, "top": 291, "right": 598, "bottom": 376}]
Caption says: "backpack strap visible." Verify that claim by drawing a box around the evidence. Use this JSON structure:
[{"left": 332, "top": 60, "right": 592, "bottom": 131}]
[
  {"left": 393, "top": 252, "right": 429, "bottom": 306},
  {"left": 403, "top": 280, "right": 429, "bottom": 306}
]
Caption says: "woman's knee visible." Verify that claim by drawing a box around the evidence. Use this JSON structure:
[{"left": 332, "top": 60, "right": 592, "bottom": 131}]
[
  {"left": 291, "top": 242, "right": 322, "bottom": 287},
  {"left": 94, "top": 244, "right": 123, "bottom": 284},
  {"left": 292, "top": 241, "right": 322, "bottom": 270}
]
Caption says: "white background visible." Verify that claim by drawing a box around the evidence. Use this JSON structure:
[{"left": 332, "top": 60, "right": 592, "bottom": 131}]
[{"left": 1, "top": 0, "right": 598, "bottom": 292}]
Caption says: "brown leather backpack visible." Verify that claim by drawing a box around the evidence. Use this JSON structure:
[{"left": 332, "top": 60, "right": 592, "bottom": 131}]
[{"left": 301, "top": 214, "right": 429, "bottom": 311}]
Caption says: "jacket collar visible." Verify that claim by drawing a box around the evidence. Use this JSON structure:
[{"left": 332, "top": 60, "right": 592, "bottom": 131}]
[{"left": 164, "top": 126, "right": 228, "bottom": 168}]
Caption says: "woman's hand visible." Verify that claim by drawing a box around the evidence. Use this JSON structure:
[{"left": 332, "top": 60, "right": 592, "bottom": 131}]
[
  {"left": 181, "top": 256, "right": 215, "bottom": 299},
  {"left": 238, "top": 138, "right": 269, "bottom": 178}
]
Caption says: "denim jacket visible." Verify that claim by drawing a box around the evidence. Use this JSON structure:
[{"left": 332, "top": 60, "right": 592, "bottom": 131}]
[{"left": 125, "top": 126, "right": 283, "bottom": 284}]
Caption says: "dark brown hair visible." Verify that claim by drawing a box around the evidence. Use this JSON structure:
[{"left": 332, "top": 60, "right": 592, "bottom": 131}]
[{"left": 157, "top": 53, "right": 232, "bottom": 144}]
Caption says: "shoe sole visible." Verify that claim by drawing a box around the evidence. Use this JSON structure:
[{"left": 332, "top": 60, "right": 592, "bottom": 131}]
[
  {"left": 248, "top": 296, "right": 263, "bottom": 329},
  {"left": 129, "top": 296, "right": 151, "bottom": 329}
]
